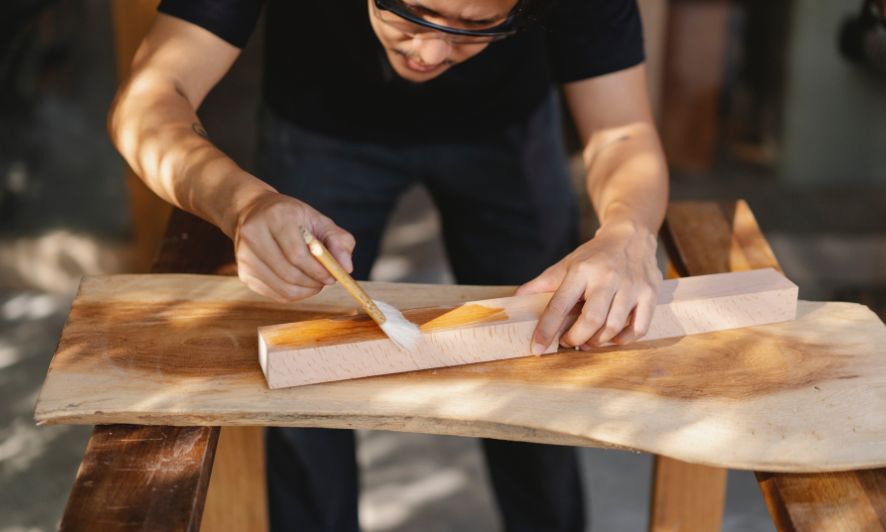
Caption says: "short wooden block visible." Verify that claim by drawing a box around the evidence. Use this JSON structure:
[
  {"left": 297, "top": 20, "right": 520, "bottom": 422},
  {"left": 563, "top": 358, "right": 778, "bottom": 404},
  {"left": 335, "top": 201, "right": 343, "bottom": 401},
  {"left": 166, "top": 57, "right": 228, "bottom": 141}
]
[{"left": 258, "top": 268, "right": 797, "bottom": 389}]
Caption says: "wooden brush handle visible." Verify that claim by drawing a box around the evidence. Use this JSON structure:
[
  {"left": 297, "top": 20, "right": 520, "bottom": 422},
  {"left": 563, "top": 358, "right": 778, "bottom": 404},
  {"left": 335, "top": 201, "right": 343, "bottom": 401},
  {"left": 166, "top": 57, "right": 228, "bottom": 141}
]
[{"left": 300, "top": 227, "right": 387, "bottom": 325}]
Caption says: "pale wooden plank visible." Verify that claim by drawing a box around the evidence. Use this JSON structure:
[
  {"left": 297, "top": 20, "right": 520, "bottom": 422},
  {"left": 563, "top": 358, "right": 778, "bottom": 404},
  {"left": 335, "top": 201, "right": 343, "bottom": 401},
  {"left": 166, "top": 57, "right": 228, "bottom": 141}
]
[
  {"left": 259, "top": 269, "right": 798, "bottom": 388},
  {"left": 200, "top": 427, "right": 268, "bottom": 532},
  {"left": 650, "top": 457, "right": 728, "bottom": 532}
]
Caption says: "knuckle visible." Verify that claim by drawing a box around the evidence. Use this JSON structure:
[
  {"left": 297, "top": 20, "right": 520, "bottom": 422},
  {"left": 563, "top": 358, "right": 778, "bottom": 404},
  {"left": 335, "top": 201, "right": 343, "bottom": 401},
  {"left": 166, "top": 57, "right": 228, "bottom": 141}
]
[
  {"left": 572, "top": 261, "right": 597, "bottom": 277},
  {"left": 285, "top": 278, "right": 321, "bottom": 297},
  {"left": 282, "top": 286, "right": 305, "bottom": 300},
  {"left": 581, "top": 310, "right": 605, "bottom": 327},
  {"left": 602, "top": 323, "right": 622, "bottom": 338},
  {"left": 566, "top": 332, "right": 590, "bottom": 348},
  {"left": 291, "top": 242, "right": 310, "bottom": 258},
  {"left": 648, "top": 271, "right": 663, "bottom": 288},
  {"left": 559, "top": 334, "right": 578, "bottom": 348},
  {"left": 547, "top": 299, "right": 573, "bottom": 316},
  {"left": 642, "top": 289, "right": 659, "bottom": 305},
  {"left": 280, "top": 270, "right": 302, "bottom": 286}
]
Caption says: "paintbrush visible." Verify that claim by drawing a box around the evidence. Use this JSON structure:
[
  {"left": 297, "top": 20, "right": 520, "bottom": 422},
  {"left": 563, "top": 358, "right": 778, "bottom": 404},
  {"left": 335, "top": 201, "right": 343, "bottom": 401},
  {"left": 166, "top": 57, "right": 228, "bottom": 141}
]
[{"left": 300, "top": 227, "right": 421, "bottom": 350}]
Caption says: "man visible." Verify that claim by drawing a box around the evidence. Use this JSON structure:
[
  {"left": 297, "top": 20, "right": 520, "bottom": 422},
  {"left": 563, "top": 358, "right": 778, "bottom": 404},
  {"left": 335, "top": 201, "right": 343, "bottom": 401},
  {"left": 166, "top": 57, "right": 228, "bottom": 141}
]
[{"left": 109, "top": 0, "right": 668, "bottom": 529}]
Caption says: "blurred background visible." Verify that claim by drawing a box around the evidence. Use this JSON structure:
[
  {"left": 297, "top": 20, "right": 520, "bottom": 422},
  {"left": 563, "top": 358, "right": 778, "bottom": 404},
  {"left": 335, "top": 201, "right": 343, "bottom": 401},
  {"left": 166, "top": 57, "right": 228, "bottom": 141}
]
[{"left": 1, "top": 0, "right": 884, "bottom": 530}]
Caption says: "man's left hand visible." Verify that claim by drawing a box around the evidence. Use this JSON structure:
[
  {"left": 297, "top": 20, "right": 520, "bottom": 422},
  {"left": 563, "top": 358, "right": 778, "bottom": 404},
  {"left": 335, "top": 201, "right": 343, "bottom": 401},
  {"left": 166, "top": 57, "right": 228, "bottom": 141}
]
[{"left": 516, "top": 221, "right": 662, "bottom": 354}]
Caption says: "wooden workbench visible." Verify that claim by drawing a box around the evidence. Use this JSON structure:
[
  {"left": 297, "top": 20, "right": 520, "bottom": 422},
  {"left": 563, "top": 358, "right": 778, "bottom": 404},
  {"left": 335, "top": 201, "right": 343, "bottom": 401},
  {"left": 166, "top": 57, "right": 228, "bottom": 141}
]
[{"left": 55, "top": 201, "right": 886, "bottom": 531}]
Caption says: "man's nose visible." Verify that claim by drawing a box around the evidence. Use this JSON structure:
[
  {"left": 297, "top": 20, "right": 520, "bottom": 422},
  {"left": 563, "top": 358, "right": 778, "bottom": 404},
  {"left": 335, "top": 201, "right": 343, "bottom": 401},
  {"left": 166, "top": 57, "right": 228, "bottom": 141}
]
[{"left": 413, "top": 36, "right": 451, "bottom": 65}]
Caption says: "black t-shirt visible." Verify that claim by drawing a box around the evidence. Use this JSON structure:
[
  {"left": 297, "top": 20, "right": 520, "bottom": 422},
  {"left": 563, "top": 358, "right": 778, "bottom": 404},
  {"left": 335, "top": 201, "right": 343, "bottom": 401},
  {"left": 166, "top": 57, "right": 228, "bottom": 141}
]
[{"left": 158, "top": 0, "right": 645, "bottom": 143}]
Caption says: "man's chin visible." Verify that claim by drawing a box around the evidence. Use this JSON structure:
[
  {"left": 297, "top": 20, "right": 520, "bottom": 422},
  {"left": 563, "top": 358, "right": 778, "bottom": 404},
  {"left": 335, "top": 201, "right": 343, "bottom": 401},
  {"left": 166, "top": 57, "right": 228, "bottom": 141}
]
[{"left": 389, "top": 54, "right": 450, "bottom": 82}]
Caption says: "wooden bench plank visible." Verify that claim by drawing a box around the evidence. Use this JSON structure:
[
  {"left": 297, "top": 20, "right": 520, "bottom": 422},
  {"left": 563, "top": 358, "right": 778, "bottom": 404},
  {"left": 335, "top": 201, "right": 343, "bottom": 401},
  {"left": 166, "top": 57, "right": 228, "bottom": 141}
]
[
  {"left": 200, "top": 426, "right": 268, "bottom": 532},
  {"left": 650, "top": 458, "right": 728, "bottom": 532},
  {"left": 757, "top": 470, "right": 886, "bottom": 531},
  {"left": 60, "top": 425, "right": 218, "bottom": 532},
  {"left": 60, "top": 210, "right": 233, "bottom": 531}
]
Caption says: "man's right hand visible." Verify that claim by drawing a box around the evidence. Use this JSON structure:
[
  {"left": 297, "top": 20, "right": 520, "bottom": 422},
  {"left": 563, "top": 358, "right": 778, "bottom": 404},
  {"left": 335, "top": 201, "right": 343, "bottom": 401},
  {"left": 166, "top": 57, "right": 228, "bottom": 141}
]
[
  {"left": 106, "top": 15, "right": 355, "bottom": 303},
  {"left": 231, "top": 190, "right": 356, "bottom": 302}
]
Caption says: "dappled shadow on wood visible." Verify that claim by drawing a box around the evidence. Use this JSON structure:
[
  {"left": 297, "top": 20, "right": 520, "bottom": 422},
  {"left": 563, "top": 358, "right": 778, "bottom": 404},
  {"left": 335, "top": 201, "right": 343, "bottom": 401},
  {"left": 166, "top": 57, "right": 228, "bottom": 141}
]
[{"left": 35, "top": 273, "right": 886, "bottom": 473}]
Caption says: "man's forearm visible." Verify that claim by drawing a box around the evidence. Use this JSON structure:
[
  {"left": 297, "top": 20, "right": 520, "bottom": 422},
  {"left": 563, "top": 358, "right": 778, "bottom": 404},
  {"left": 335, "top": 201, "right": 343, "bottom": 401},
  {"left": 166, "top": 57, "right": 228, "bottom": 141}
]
[
  {"left": 108, "top": 74, "right": 273, "bottom": 237},
  {"left": 582, "top": 121, "right": 669, "bottom": 237}
]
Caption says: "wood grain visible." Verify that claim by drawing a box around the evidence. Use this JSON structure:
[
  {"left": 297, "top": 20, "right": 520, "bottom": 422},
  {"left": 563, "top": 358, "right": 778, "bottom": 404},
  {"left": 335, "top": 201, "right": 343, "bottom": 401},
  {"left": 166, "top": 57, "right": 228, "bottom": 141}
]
[
  {"left": 650, "top": 456, "right": 727, "bottom": 532},
  {"left": 200, "top": 427, "right": 268, "bottom": 532},
  {"left": 757, "top": 469, "right": 886, "bottom": 531},
  {"left": 259, "top": 269, "right": 798, "bottom": 388},
  {"left": 34, "top": 272, "right": 886, "bottom": 472},
  {"left": 59, "top": 424, "right": 218, "bottom": 532}
]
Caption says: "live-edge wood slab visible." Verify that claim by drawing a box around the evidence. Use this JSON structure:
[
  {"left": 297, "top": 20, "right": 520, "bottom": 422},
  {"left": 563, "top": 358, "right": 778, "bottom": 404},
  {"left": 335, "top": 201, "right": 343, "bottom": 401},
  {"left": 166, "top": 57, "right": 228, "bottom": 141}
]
[{"left": 35, "top": 272, "right": 886, "bottom": 473}]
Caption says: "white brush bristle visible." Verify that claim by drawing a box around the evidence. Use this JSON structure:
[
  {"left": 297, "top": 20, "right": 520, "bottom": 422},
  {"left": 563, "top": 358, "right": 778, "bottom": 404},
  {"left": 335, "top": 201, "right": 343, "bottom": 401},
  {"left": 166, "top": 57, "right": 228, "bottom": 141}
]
[{"left": 373, "top": 299, "right": 421, "bottom": 350}]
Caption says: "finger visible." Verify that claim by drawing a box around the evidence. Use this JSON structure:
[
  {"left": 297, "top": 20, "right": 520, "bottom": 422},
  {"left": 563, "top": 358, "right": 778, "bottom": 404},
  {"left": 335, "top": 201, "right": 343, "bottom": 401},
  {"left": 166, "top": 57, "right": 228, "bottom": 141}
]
[
  {"left": 530, "top": 272, "right": 585, "bottom": 354},
  {"left": 560, "top": 284, "right": 617, "bottom": 348},
  {"left": 237, "top": 268, "right": 288, "bottom": 303},
  {"left": 608, "top": 281, "right": 660, "bottom": 345},
  {"left": 588, "top": 288, "right": 636, "bottom": 346},
  {"left": 320, "top": 224, "right": 357, "bottom": 274},
  {"left": 515, "top": 264, "right": 563, "bottom": 296},
  {"left": 628, "top": 288, "right": 658, "bottom": 341},
  {"left": 252, "top": 227, "right": 325, "bottom": 289},
  {"left": 608, "top": 308, "right": 637, "bottom": 346},
  {"left": 238, "top": 247, "right": 321, "bottom": 301},
  {"left": 273, "top": 226, "right": 335, "bottom": 285}
]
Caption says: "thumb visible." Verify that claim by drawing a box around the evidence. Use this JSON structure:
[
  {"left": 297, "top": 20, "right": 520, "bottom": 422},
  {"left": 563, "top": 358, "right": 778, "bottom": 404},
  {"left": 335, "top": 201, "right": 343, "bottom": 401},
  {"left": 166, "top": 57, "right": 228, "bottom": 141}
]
[{"left": 515, "top": 264, "right": 564, "bottom": 296}]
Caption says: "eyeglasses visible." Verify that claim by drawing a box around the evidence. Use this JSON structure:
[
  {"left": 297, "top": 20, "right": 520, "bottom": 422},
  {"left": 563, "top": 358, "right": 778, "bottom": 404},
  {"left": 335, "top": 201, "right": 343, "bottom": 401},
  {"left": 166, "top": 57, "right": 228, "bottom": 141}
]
[{"left": 372, "top": 0, "right": 520, "bottom": 45}]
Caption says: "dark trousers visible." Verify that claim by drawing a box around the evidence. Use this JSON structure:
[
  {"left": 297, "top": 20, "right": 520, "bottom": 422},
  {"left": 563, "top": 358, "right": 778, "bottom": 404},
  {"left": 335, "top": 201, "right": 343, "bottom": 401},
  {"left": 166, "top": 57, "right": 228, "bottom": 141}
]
[{"left": 257, "top": 93, "right": 585, "bottom": 532}]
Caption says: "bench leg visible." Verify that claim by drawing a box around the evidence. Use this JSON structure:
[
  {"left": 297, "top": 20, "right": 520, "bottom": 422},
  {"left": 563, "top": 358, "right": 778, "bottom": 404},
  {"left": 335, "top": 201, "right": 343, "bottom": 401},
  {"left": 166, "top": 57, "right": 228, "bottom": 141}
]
[
  {"left": 649, "top": 456, "right": 727, "bottom": 532},
  {"left": 201, "top": 427, "right": 269, "bottom": 532}
]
